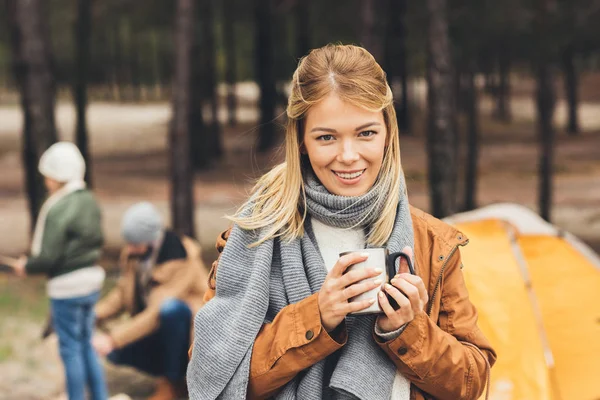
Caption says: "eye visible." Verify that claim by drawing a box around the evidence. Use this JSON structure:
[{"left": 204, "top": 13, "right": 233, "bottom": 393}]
[
  {"left": 317, "top": 134, "right": 335, "bottom": 141},
  {"left": 358, "top": 130, "right": 377, "bottom": 137}
]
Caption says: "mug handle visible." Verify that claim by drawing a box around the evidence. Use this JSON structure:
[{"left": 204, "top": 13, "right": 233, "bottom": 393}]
[
  {"left": 386, "top": 251, "right": 415, "bottom": 311},
  {"left": 387, "top": 251, "right": 415, "bottom": 278}
]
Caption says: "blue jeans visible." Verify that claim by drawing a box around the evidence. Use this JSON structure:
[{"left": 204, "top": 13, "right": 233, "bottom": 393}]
[
  {"left": 107, "top": 298, "right": 191, "bottom": 382},
  {"left": 51, "top": 291, "right": 108, "bottom": 400}
]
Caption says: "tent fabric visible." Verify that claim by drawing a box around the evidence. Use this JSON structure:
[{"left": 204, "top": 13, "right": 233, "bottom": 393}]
[
  {"left": 519, "top": 235, "right": 600, "bottom": 400},
  {"left": 444, "top": 203, "right": 600, "bottom": 400}
]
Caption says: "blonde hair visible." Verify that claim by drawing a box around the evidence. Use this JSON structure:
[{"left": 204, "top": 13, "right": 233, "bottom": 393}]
[{"left": 229, "top": 44, "right": 404, "bottom": 247}]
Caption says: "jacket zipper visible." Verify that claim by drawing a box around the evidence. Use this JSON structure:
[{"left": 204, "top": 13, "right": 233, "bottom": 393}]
[{"left": 426, "top": 240, "right": 469, "bottom": 316}]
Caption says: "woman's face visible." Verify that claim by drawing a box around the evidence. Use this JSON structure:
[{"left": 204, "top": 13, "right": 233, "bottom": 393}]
[{"left": 303, "top": 93, "right": 387, "bottom": 197}]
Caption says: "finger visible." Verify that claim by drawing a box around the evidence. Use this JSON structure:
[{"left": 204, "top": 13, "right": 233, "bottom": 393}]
[
  {"left": 397, "top": 246, "right": 414, "bottom": 274},
  {"left": 342, "top": 278, "right": 383, "bottom": 300},
  {"left": 331, "top": 252, "right": 370, "bottom": 277},
  {"left": 384, "top": 283, "right": 411, "bottom": 309},
  {"left": 343, "top": 298, "right": 376, "bottom": 314},
  {"left": 390, "top": 279, "right": 420, "bottom": 308},
  {"left": 338, "top": 265, "right": 383, "bottom": 288},
  {"left": 403, "top": 246, "right": 414, "bottom": 261},
  {"left": 395, "top": 274, "right": 427, "bottom": 302},
  {"left": 378, "top": 291, "right": 397, "bottom": 318}
]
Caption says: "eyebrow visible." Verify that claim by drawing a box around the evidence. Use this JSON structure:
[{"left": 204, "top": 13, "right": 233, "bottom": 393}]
[{"left": 309, "top": 122, "right": 381, "bottom": 133}]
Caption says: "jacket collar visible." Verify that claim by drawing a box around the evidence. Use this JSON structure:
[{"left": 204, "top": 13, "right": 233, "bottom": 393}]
[{"left": 410, "top": 206, "right": 469, "bottom": 288}]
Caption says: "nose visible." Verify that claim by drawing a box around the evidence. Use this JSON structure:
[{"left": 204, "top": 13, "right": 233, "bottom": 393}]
[{"left": 337, "top": 139, "right": 360, "bottom": 164}]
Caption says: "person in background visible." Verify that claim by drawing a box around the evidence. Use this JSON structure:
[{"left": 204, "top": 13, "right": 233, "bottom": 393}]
[
  {"left": 93, "top": 202, "right": 208, "bottom": 400},
  {"left": 14, "top": 141, "right": 108, "bottom": 400}
]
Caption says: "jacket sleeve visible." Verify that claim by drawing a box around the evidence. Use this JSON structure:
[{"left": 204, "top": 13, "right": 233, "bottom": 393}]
[
  {"left": 202, "top": 229, "right": 347, "bottom": 400},
  {"left": 25, "top": 210, "right": 68, "bottom": 275},
  {"left": 95, "top": 281, "right": 125, "bottom": 322},
  {"left": 95, "top": 249, "right": 131, "bottom": 322},
  {"left": 375, "top": 250, "right": 497, "bottom": 400},
  {"left": 248, "top": 293, "right": 347, "bottom": 400}
]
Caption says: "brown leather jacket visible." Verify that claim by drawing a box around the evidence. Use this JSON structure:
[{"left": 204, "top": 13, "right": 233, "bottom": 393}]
[
  {"left": 203, "top": 206, "right": 497, "bottom": 400},
  {"left": 96, "top": 236, "right": 208, "bottom": 348}
]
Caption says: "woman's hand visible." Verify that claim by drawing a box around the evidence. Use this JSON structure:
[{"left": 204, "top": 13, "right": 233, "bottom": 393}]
[
  {"left": 376, "top": 248, "right": 428, "bottom": 333},
  {"left": 318, "top": 252, "right": 383, "bottom": 332}
]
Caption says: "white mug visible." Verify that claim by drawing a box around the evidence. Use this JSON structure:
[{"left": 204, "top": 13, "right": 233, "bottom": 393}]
[{"left": 339, "top": 248, "right": 414, "bottom": 315}]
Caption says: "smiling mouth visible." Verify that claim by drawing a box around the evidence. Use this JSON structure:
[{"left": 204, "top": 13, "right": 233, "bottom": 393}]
[{"left": 333, "top": 169, "right": 365, "bottom": 179}]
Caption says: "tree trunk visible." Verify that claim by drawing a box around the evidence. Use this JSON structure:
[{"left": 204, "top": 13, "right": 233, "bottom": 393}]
[
  {"left": 454, "top": 61, "right": 466, "bottom": 113},
  {"left": 537, "top": 63, "right": 555, "bottom": 222},
  {"left": 130, "top": 33, "right": 141, "bottom": 102},
  {"left": 495, "top": 47, "right": 511, "bottom": 122},
  {"left": 361, "top": 0, "right": 385, "bottom": 64},
  {"left": 151, "top": 30, "right": 163, "bottom": 100},
  {"left": 108, "top": 25, "right": 118, "bottom": 101},
  {"left": 73, "top": 0, "right": 93, "bottom": 186},
  {"left": 170, "top": 0, "right": 196, "bottom": 238},
  {"left": 200, "top": 0, "right": 222, "bottom": 157},
  {"left": 255, "top": 0, "right": 277, "bottom": 151},
  {"left": 535, "top": 0, "right": 556, "bottom": 223},
  {"left": 385, "top": 0, "right": 410, "bottom": 134},
  {"left": 118, "top": 19, "right": 132, "bottom": 101},
  {"left": 481, "top": 50, "right": 496, "bottom": 95},
  {"left": 223, "top": 0, "right": 237, "bottom": 126},
  {"left": 562, "top": 43, "right": 579, "bottom": 135},
  {"left": 189, "top": 16, "right": 208, "bottom": 169},
  {"left": 464, "top": 65, "right": 479, "bottom": 211},
  {"left": 7, "top": 0, "right": 58, "bottom": 230},
  {"left": 426, "top": 0, "right": 457, "bottom": 218},
  {"left": 110, "top": 22, "right": 123, "bottom": 101},
  {"left": 295, "top": 0, "right": 310, "bottom": 59}
]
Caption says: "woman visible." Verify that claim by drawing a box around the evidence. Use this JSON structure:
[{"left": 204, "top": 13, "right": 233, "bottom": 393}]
[
  {"left": 188, "top": 44, "right": 496, "bottom": 400},
  {"left": 14, "top": 142, "right": 108, "bottom": 400}
]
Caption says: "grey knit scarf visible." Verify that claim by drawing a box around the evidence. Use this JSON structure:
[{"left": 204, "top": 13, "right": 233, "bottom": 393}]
[{"left": 188, "top": 173, "right": 414, "bottom": 400}]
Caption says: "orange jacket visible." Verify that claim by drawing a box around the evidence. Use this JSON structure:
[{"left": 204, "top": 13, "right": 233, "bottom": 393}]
[{"left": 202, "top": 206, "right": 497, "bottom": 400}]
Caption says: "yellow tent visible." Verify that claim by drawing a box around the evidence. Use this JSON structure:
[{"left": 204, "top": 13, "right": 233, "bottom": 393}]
[{"left": 445, "top": 204, "right": 600, "bottom": 400}]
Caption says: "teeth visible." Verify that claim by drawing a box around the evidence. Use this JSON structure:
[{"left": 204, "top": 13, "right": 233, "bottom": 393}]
[{"left": 335, "top": 170, "right": 364, "bottom": 179}]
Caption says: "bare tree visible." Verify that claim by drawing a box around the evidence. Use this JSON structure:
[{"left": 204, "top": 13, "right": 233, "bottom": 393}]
[
  {"left": 463, "top": 62, "right": 479, "bottom": 211},
  {"left": 200, "top": 0, "right": 222, "bottom": 157},
  {"left": 385, "top": 0, "right": 410, "bottom": 134},
  {"left": 189, "top": 11, "right": 208, "bottom": 169},
  {"left": 170, "top": 0, "right": 196, "bottom": 237},
  {"left": 426, "top": 0, "right": 457, "bottom": 218},
  {"left": 494, "top": 45, "right": 512, "bottom": 122},
  {"left": 561, "top": 0, "right": 579, "bottom": 135},
  {"left": 109, "top": 22, "right": 124, "bottom": 101},
  {"left": 223, "top": 0, "right": 238, "bottom": 126},
  {"left": 535, "top": 0, "right": 557, "bottom": 222},
  {"left": 150, "top": 30, "right": 163, "bottom": 100},
  {"left": 255, "top": 0, "right": 277, "bottom": 151},
  {"left": 361, "top": 0, "right": 385, "bottom": 63},
  {"left": 7, "top": 0, "right": 58, "bottom": 229},
  {"left": 295, "top": 0, "right": 310, "bottom": 59},
  {"left": 73, "top": 0, "right": 93, "bottom": 185},
  {"left": 562, "top": 43, "right": 579, "bottom": 134}
]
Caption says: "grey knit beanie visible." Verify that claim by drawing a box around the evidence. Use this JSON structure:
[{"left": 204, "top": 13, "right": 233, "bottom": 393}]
[{"left": 121, "top": 202, "right": 163, "bottom": 244}]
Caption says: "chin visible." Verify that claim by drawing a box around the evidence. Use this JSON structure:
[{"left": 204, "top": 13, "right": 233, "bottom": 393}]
[{"left": 329, "top": 184, "right": 371, "bottom": 197}]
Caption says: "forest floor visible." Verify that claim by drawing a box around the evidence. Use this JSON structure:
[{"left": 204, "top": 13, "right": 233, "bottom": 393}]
[{"left": 0, "top": 81, "right": 599, "bottom": 399}]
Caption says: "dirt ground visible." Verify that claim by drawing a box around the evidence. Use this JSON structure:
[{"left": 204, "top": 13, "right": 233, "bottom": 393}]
[{"left": 0, "top": 83, "right": 599, "bottom": 399}]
